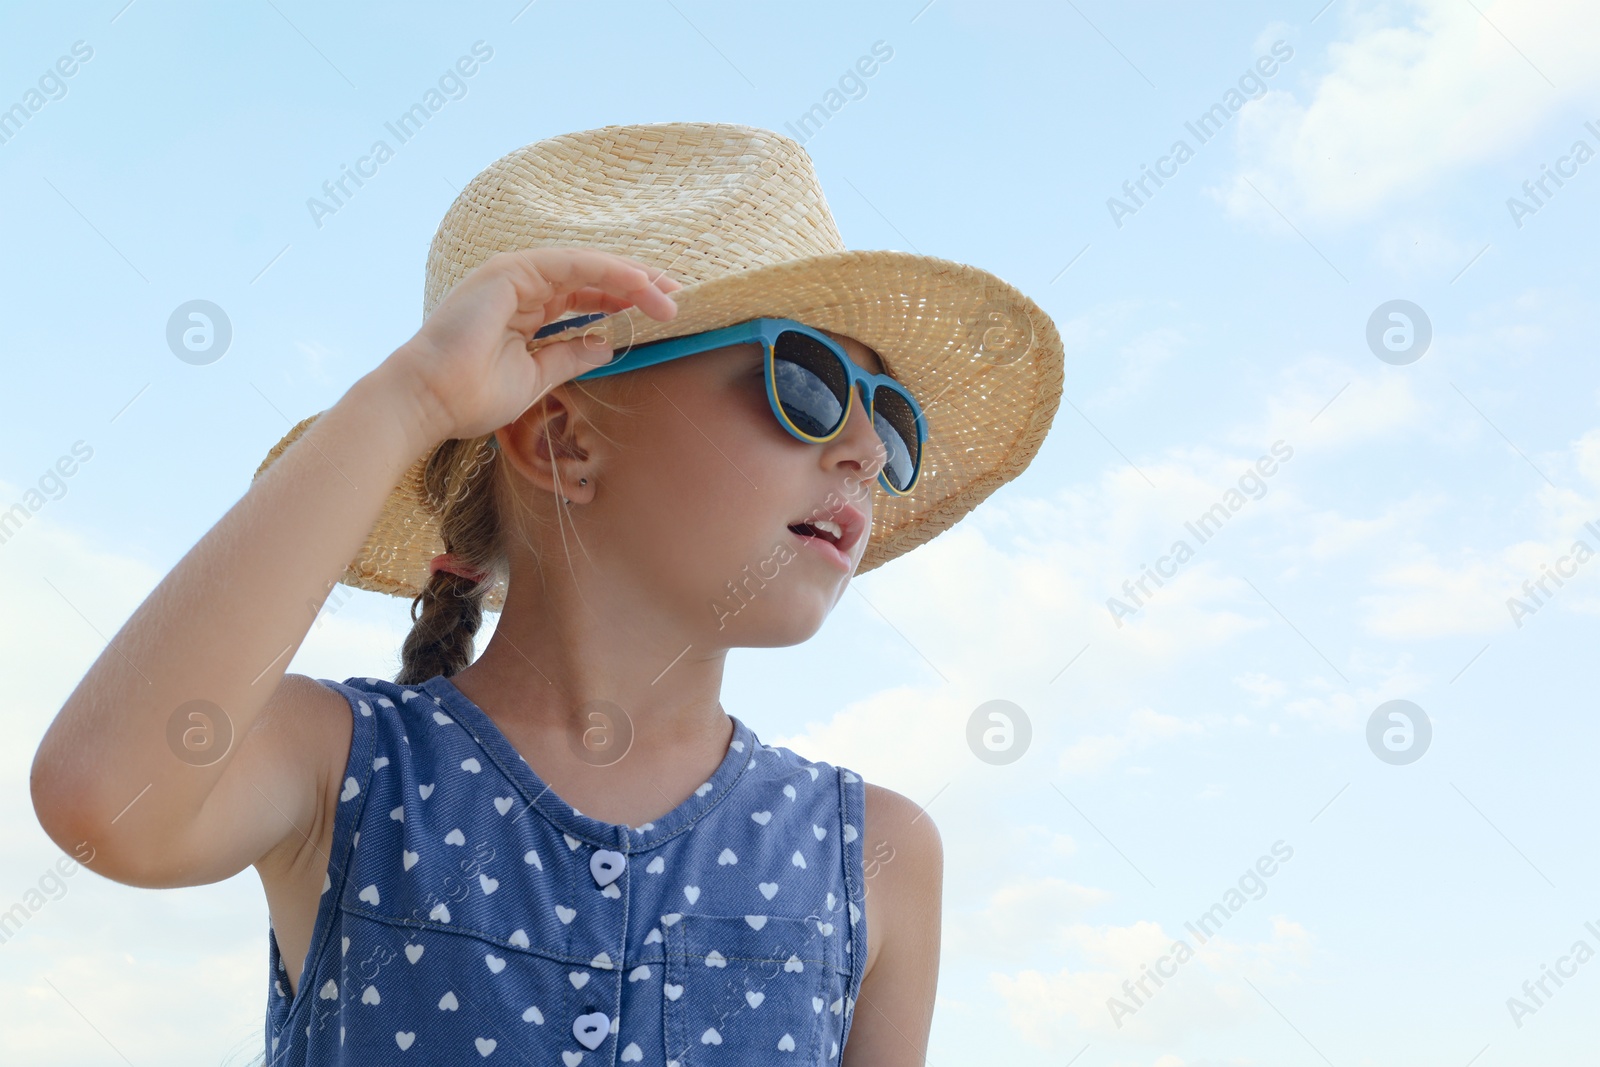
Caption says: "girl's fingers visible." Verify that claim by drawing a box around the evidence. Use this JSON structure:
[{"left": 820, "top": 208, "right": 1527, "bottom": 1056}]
[
  {"left": 561, "top": 287, "right": 639, "bottom": 313},
  {"left": 520, "top": 335, "right": 620, "bottom": 401},
  {"left": 507, "top": 248, "right": 679, "bottom": 324},
  {"left": 503, "top": 289, "right": 651, "bottom": 340}
]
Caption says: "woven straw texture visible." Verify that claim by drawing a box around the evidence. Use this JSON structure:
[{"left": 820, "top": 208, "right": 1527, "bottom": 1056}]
[{"left": 253, "top": 121, "right": 1064, "bottom": 612}]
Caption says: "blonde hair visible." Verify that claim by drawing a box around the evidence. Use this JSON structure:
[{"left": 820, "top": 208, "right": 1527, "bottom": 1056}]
[{"left": 395, "top": 373, "right": 649, "bottom": 685}]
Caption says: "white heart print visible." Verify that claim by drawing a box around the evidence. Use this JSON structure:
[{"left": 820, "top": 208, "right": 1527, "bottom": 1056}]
[{"left": 281, "top": 679, "right": 871, "bottom": 1059}]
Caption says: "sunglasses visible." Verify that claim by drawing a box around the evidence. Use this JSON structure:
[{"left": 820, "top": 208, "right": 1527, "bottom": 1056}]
[{"left": 532, "top": 314, "right": 928, "bottom": 495}]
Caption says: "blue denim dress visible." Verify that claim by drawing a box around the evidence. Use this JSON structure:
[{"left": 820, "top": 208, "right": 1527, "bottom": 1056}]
[{"left": 264, "top": 674, "right": 868, "bottom": 1065}]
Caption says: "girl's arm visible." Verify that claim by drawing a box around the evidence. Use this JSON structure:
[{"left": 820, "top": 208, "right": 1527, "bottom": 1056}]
[
  {"left": 842, "top": 783, "right": 944, "bottom": 1066},
  {"left": 29, "top": 248, "right": 680, "bottom": 889}
]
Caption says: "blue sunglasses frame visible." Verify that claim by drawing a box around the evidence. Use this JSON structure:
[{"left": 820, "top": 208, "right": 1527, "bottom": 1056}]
[{"left": 532, "top": 313, "right": 928, "bottom": 496}]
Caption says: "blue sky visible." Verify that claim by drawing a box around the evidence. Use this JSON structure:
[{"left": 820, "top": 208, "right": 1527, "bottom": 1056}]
[{"left": 3, "top": 1, "right": 1599, "bottom": 1064}]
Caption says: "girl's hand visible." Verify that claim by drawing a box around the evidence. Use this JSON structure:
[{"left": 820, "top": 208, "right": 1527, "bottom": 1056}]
[{"left": 384, "top": 247, "right": 682, "bottom": 445}]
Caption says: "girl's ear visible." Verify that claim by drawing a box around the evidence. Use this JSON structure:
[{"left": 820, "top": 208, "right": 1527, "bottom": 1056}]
[{"left": 499, "top": 388, "right": 593, "bottom": 496}]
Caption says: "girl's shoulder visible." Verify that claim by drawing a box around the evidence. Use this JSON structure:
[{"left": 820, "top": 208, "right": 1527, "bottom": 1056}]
[{"left": 313, "top": 673, "right": 428, "bottom": 713}]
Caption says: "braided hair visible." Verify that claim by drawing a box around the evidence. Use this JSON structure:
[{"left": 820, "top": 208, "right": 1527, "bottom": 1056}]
[{"left": 394, "top": 374, "right": 648, "bottom": 685}]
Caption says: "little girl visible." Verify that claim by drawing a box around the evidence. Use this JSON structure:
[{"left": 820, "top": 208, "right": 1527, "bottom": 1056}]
[{"left": 30, "top": 121, "right": 1063, "bottom": 1065}]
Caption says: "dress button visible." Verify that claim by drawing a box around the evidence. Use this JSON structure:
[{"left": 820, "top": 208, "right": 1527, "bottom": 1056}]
[
  {"left": 591, "top": 849, "right": 626, "bottom": 888},
  {"left": 573, "top": 1010, "right": 611, "bottom": 1049}
]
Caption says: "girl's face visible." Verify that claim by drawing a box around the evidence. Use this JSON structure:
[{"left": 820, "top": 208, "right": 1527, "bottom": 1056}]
[{"left": 513, "top": 327, "right": 892, "bottom": 648}]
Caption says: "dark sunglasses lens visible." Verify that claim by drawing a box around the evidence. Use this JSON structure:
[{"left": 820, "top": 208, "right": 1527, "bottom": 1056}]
[
  {"left": 773, "top": 331, "right": 848, "bottom": 437},
  {"left": 870, "top": 387, "right": 921, "bottom": 492}
]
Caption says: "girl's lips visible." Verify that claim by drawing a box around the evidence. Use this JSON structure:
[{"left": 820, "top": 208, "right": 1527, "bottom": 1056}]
[
  {"left": 785, "top": 502, "right": 868, "bottom": 557},
  {"left": 789, "top": 526, "right": 852, "bottom": 570}
]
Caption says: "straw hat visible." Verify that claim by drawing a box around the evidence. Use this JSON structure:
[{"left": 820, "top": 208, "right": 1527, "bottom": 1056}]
[{"left": 253, "top": 121, "right": 1064, "bottom": 612}]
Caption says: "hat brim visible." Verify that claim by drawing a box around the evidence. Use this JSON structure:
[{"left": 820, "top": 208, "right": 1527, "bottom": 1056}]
[{"left": 254, "top": 248, "right": 1063, "bottom": 610}]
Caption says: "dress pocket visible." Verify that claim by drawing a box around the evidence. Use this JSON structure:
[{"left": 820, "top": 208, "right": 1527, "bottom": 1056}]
[{"left": 663, "top": 912, "right": 834, "bottom": 1065}]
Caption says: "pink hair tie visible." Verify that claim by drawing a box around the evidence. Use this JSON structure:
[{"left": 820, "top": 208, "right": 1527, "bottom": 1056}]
[{"left": 428, "top": 553, "right": 488, "bottom": 584}]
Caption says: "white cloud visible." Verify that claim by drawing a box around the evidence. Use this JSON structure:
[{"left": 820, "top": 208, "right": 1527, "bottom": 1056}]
[
  {"left": 1216, "top": 0, "right": 1600, "bottom": 226},
  {"left": 990, "top": 915, "right": 1311, "bottom": 1047},
  {"left": 1060, "top": 708, "right": 1205, "bottom": 775},
  {"left": 946, "top": 876, "right": 1113, "bottom": 965},
  {"left": 1354, "top": 426, "right": 1600, "bottom": 638},
  {"left": 1094, "top": 326, "right": 1189, "bottom": 410},
  {"left": 1279, "top": 654, "right": 1430, "bottom": 731},
  {"left": 1234, "top": 671, "right": 1287, "bottom": 706}
]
